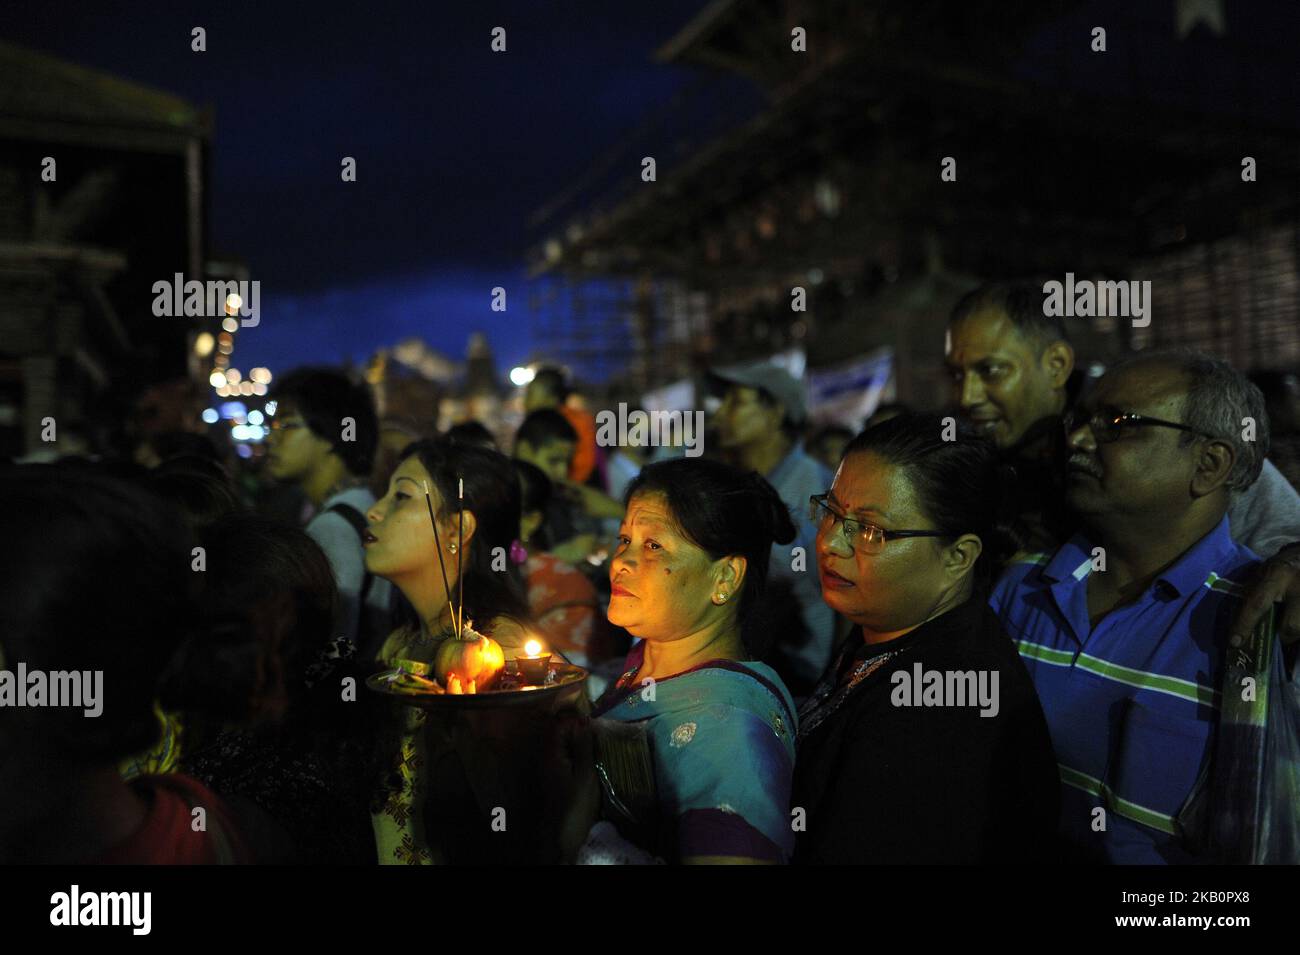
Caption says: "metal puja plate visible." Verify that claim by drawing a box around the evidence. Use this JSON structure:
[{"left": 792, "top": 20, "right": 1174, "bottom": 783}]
[{"left": 366, "top": 661, "right": 588, "bottom": 711}]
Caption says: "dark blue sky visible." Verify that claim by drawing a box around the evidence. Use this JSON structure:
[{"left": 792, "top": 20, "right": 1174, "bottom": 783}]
[
  {"left": 0, "top": 0, "right": 715, "bottom": 378},
  {"left": 5, "top": 1, "right": 1295, "bottom": 384}
]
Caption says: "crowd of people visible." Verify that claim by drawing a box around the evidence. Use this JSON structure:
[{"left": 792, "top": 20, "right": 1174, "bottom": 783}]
[{"left": 3, "top": 280, "right": 1299, "bottom": 865}]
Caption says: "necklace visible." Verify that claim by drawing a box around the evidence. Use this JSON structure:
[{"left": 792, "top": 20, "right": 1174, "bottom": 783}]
[
  {"left": 796, "top": 644, "right": 909, "bottom": 743},
  {"left": 411, "top": 615, "right": 457, "bottom": 647},
  {"left": 845, "top": 648, "right": 900, "bottom": 690}
]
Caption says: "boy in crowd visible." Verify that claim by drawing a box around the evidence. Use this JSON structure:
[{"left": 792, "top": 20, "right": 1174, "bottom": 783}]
[
  {"left": 515, "top": 409, "right": 623, "bottom": 564},
  {"left": 267, "top": 368, "right": 392, "bottom": 659}
]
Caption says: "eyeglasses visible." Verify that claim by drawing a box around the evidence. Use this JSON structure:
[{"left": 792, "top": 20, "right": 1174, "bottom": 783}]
[
  {"left": 1063, "top": 409, "right": 1217, "bottom": 444},
  {"left": 808, "top": 494, "right": 948, "bottom": 554}
]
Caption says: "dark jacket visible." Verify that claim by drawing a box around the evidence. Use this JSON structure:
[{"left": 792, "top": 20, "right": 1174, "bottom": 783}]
[
  {"left": 792, "top": 596, "right": 1060, "bottom": 864},
  {"left": 1001, "top": 368, "right": 1089, "bottom": 555}
]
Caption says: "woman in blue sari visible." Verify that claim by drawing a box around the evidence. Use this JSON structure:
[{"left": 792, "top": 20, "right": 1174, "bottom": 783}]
[{"left": 585, "top": 457, "right": 799, "bottom": 864}]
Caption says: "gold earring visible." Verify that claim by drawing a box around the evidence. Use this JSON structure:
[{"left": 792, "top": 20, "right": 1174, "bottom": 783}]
[{"left": 449, "top": 543, "right": 457, "bottom": 554}]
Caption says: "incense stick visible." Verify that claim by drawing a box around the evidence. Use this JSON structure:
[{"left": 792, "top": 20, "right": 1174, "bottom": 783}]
[
  {"left": 423, "top": 480, "right": 458, "bottom": 639},
  {"left": 456, "top": 477, "right": 465, "bottom": 640}
]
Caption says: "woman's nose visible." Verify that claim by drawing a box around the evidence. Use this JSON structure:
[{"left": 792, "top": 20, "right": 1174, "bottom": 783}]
[
  {"left": 610, "top": 550, "right": 634, "bottom": 578},
  {"left": 817, "top": 522, "right": 852, "bottom": 559}
]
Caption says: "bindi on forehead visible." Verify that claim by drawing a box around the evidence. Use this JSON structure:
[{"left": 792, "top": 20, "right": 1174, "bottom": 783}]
[
  {"left": 835, "top": 456, "right": 933, "bottom": 525},
  {"left": 834, "top": 458, "right": 892, "bottom": 510},
  {"left": 829, "top": 489, "right": 884, "bottom": 518}
]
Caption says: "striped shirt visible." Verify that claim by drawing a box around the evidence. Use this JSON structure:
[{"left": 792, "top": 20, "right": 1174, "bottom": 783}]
[{"left": 988, "top": 515, "right": 1259, "bottom": 863}]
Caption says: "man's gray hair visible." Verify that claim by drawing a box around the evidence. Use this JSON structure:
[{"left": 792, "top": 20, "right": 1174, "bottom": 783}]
[{"left": 1110, "top": 348, "right": 1270, "bottom": 492}]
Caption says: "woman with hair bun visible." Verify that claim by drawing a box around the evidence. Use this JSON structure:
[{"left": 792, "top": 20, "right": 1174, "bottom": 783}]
[
  {"left": 793, "top": 412, "right": 1059, "bottom": 864},
  {"left": 581, "top": 457, "right": 800, "bottom": 864}
]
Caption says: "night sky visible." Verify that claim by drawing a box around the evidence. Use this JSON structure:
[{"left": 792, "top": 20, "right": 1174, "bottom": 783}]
[
  {"left": 0, "top": 0, "right": 713, "bottom": 378},
  {"left": 3, "top": 1, "right": 1296, "bottom": 384}
]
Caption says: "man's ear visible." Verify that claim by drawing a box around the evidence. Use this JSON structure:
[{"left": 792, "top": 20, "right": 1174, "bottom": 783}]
[
  {"left": 1191, "top": 439, "right": 1236, "bottom": 498},
  {"left": 1042, "top": 341, "right": 1075, "bottom": 389},
  {"left": 944, "top": 534, "right": 983, "bottom": 580}
]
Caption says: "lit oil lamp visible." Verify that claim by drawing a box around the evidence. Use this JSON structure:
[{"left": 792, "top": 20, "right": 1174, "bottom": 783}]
[{"left": 516, "top": 638, "right": 552, "bottom": 684}]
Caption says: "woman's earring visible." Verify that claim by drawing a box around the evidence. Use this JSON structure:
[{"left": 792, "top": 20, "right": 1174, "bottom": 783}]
[
  {"left": 715, "top": 592, "right": 728, "bottom": 603},
  {"left": 449, "top": 543, "right": 457, "bottom": 554}
]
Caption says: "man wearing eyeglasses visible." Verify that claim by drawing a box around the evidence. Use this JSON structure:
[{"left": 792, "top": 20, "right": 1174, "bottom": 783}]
[
  {"left": 988, "top": 350, "right": 1287, "bottom": 862},
  {"left": 267, "top": 368, "right": 393, "bottom": 661},
  {"left": 945, "top": 282, "right": 1300, "bottom": 675},
  {"left": 944, "top": 282, "right": 1300, "bottom": 560}
]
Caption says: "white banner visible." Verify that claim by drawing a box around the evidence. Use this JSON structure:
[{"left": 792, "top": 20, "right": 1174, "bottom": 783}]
[
  {"left": 641, "top": 378, "right": 695, "bottom": 414},
  {"left": 807, "top": 347, "right": 894, "bottom": 428}
]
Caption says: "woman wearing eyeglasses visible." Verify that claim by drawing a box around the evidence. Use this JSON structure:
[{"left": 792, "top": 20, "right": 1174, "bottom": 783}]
[{"left": 792, "top": 412, "right": 1060, "bottom": 864}]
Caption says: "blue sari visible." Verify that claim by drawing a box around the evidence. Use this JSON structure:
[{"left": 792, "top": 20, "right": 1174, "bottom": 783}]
[{"left": 592, "top": 642, "right": 798, "bottom": 862}]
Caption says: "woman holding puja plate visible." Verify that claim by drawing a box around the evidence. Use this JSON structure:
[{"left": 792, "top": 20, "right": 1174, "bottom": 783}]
[
  {"left": 577, "top": 457, "right": 800, "bottom": 864},
  {"left": 362, "top": 439, "right": 534, "bottom": 865}
]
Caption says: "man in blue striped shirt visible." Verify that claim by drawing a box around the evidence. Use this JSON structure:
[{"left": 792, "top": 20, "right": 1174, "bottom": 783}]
[{"left": 990, "top": 349, "right": 1268, "bottom": 863}]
